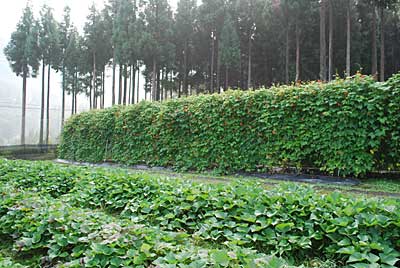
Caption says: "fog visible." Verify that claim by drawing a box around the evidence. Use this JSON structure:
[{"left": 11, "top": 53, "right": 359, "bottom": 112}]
[{"left": 0, "top": 0, "right": 155, "bottom": 145}]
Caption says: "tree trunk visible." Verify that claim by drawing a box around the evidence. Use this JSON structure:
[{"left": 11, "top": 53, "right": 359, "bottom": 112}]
[
  {"left": 225, "top": 65, "right": 229, "bottom": 91},
  {"left": 210, "top": 34, "right": 215, "bottom": 93},
  {"left": 157, "top": 69, "right": 161, "bottom": 101},
  {"left": 371, "top": 6, "right": 377, "bottom": 79},
  {"left": 161, "top": 68, "right": 164, "bottom": 100},
  {"left": 397, "top": 28, "right": 400, "bottom": 73},
  {"left": 93, "top": 51, "right": 97, "bottom": 109},
  {"left": 136, "top": 65, "right": 140, "bottom": 103},
  {"left": 74, "top": 71, "right": 78, "bottom": 114},
  {"left": 152, "top": 58, "right": 157, "bottom": 101},
  {"left": 98, "top": 74, "right": 101, "bottom": 110},
  {"left": 71, "top": 72, "right": 75, "bottom": 116},
  {"left": 133, "top": 66, "right": 136, "bottom": 104},
  {"left": 123, "top": 65, "right": 128, "bottom": 105},
  {"left": 265, "top": 48, "right": 271, "bottom": 87},
  {"left": 320, "top": 0, "right": 327, "bottom": 81},
  {"left": 239, "top": 49, "right": 243, "bottom": 88},
  {"left": 61, "top": 65, "right": 65, "bottom": 129},
  {"left": 164, "top": 69, "right": 168, "bottom": 99},
  {"left": 112, "top": 52, "right": 116, "bottom": 105},
  {"left": 391, "top": 46, "right": 396, "bottom": 74},
  {"left": 183, "top": 40, "right": 188, "bottom": 96},
  {"left": 128, "top": 66, "right": 131, "bottom": 105},
  {"left": 102, "top": 68, "right": 105, "bottom": 109},
  {"left": 178, "top": 79, "right": 182, "bottom": 98},
  {"left": 285, "top": 22, "right": 290, "bottom": 84},
  {"left": 164, "top": 70, "right": 168, "bottom": 100},
  {"left": 247, "top": 35, "right": 252, "bottom": 89},
  {"left": 395, "top": 36, "right": 399, "bottom": 73},
  {"left": 216, "top": 38, "right": 221, "bottom": 93},
  {"left": 46, "top": 65, "right": 51, "bottom": 144},
  {"left": 74, "top": 93, "right": 77, "bottom": 114},
  {"left": 346, "top": 0, "right": 351, "bottom": 77},
  {"left": 170, "top": 72, "right": 173, "bottom": 99},
  {"left": 119, "top": 65, "right": 123, "bottom": 104},
  {"left": 328, "top": 0, "right": 333, "bottom": 81},
  {"left": 379, "top": 7, "right": 385, "bottom": 82},
  {"left": 89, "top": 76, "right": 93, "bottom": 109},
  {"left": 131, "top": 65, "right": 136, "bottom": 104},
  {"left": 40, "top": 61, "right": 45, "bottom": 144},
  {"left": 21, "top": 68, "right": 27, "bottom": 145},
  {"left": 295, "top": 23, "right": 301, "bottom": 82}
]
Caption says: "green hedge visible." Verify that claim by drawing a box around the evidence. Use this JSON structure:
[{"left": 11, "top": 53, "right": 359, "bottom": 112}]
[{"left": 59, "top": 74, "right": 400, "bottom": 175}]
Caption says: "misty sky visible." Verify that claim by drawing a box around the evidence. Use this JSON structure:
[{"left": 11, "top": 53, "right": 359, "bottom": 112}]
[
  {"left": 0, "top": 0, "right": 176, "bottom": 145},
  {"left": 0, "top": 0, "right": 105, "bottom": 106}
]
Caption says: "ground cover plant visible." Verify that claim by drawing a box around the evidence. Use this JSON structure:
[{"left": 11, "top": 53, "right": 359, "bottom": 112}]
[
  {"left": 59, "top": 74, "right": 400, "bottom": 176},
  {"left": 0, "top": 159, "right": 399, "bottom": 267},
  {"left": 0, "top": 159, "right": 297, "bottom": 268}
]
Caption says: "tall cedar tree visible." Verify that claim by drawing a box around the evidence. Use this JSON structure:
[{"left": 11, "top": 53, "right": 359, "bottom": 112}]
[
  {"left": 4, "top": 4, "right": 40, "bottom": 144},
  {"left": 6, "top": 0, "right": 400, "bottom": 128},
  {"left": 175, "top": 0, "right": 197, "bottom": 96},
  {"left": 219, "top": 14, "right": 240, "bottom": 90},
  {"left": 39, "top": 5, "right": 61, "bottom": 144},
  {"left": 141, "top": 0, "right": 174, "bottom": 101},
  {"left": 59, "top": 6, "right": 72, "bottom": 128}
]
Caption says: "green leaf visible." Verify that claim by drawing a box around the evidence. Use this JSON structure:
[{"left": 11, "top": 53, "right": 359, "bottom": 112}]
[
  {"left": 92, "top": 243, "right": 115, "bottom": 256},
  {"left": 140, "top": 243, "right": 152, "bottom": 256},
  {"left": 337, "top": 246, "right": 356, "bottom": 255},
  {"left": 379, "top": 253, "right": 400, "bottom": 266},
  {"left": 348, "top": 252, "right": 379, "bottom": 264},
  {"left": 211, "top": 250, "right": 230, "bottom": 267},
  {"left": 275, "top": 222, "right": 294, "bottom": 233},
  {"left": 32, "top": 232, "right": 42, "bottom": 244}
]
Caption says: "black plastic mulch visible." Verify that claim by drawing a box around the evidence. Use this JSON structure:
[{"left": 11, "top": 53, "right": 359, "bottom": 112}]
[
  {"left": 53, "top": 159, "right": 400, "bottom": 198},
  {"left": 244, "top": 172, "right": 360, "bottom": 186}
]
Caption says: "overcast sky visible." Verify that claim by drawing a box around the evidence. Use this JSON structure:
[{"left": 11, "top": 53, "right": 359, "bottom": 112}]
[
  {"left": 0, "top": 1, "right": 108, "bottom": 145},
  {"left": 0, "top": 0, "right": 107, "bottom": 109},
  {"left": 0, "top": 0, "right": 178, "bottom": 145}
]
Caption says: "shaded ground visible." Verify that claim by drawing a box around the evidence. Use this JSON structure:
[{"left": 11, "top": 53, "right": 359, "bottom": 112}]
[
  {"left": 0, "top": 145, "right": 57, "bottom": 160},
  {"left": 241, "top": 172, "right": 360, "bottom": 186}
]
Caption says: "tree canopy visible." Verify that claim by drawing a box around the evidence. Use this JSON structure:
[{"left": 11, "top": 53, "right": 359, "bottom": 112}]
[{"left": 5, "top": 0, "right": 400, "bottom": 112}]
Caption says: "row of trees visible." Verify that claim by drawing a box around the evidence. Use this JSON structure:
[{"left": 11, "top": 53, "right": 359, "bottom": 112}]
[{"left": 4, "top": 0, "right": 400, "bottom": 144}]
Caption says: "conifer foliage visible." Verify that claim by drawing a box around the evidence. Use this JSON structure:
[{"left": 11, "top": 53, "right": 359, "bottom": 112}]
[{"left": 4, "top": 0, "right": 400, "bottom": 144}]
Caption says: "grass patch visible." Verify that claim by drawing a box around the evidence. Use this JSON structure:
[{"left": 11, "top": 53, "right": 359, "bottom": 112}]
[{"left": 358, "top": 178, "right": 400, "bottom": 194}]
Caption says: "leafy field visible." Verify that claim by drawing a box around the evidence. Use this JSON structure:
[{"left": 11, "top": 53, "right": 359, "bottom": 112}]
[{"left": 0, "top": 159, "right": 399, "bottom": 267}]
